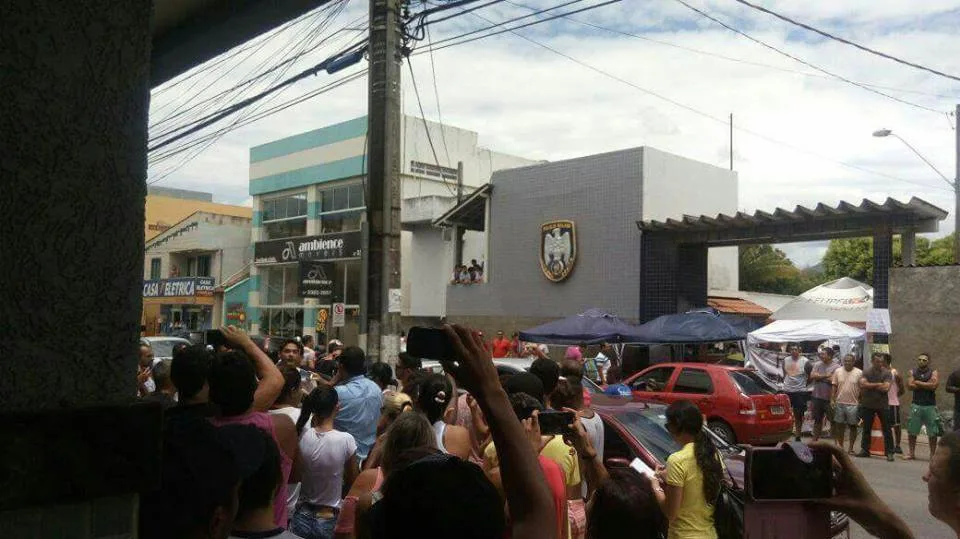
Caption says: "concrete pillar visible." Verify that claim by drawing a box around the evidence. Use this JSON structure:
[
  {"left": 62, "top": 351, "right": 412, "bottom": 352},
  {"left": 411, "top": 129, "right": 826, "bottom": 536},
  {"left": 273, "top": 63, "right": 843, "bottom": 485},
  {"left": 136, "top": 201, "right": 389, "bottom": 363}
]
[
  {"left": 0, "top": 0, "right": 153, "bottom": 533},
  {"left": 639, "top": 234, "right": 679, "bottom": 322},
  {"left": 902, "top": 230, "right": 917, "bottom": 267}
]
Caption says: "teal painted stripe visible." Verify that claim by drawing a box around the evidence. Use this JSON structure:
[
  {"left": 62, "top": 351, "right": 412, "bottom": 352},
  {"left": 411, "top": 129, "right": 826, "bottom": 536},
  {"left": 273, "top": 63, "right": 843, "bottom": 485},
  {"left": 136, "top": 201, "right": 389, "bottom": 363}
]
[
  {"left": 249, "top": 156, "right": 365, "bottom": 196},
  {"left": 250, "top": 116, "right": 368, "bottom": 163},
  {"left": 308, "top": 202, "right": 321, "bottom": 219},
  {"left": 303, "top": 308, "right": 317, "bottom": 331},
  {"left": 252, "top": 211, "right": 263, "bottom": 226}
]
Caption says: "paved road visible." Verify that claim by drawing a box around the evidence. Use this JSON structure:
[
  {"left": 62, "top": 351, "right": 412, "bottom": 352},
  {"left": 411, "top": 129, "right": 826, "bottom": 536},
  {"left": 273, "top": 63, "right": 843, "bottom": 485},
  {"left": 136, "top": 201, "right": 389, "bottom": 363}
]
[{"left": 847, "top": 444, "right": 952, "bottom": 539}]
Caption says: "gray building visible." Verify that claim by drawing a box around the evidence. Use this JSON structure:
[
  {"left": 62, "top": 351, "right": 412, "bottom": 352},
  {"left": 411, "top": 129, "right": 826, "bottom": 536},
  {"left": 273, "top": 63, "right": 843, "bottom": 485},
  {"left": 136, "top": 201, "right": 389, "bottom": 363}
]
[{"left": 436, "top": 147, "right": 738, "bottom": 332}]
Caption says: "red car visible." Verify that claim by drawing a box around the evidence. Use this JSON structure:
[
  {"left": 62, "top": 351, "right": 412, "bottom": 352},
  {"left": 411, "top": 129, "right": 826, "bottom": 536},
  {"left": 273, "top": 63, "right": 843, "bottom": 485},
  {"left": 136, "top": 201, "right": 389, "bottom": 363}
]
[{"left": 623, "top": 362, "right": 793, "bottom": 445}]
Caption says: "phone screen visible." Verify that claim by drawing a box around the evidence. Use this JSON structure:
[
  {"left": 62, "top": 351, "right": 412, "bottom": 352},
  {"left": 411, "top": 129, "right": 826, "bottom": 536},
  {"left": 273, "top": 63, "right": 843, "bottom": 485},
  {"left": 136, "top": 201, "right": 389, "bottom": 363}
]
[
  {"left": 205, "top": 329, "right": 226, "bottom": 349},
  {"left": 538, "top": 411, "right": 575, "bottom": 436},
  {"left": 748, "top": 446, "right": 832, "bottom": 501},
  {"left": 407, "top": 326, "right": 457, "bottom": 362}
]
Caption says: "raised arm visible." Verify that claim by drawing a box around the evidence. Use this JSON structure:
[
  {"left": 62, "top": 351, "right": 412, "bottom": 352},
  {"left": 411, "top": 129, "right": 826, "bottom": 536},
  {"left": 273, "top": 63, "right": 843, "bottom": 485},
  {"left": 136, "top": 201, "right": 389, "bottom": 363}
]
[
  {"left": 222, "top": 326, "right": 284, "bottom": 411},
  {"left": 443, "top": 325, "right": 556, "bottom": 539},
  {"left": 562, "top": 409, "right": 608, "bottom": 499}
]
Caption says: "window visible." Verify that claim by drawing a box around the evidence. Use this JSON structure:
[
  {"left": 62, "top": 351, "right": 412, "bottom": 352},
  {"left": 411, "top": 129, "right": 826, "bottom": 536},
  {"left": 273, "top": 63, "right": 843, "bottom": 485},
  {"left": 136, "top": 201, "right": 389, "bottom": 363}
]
[
  {"left": 729, "top": 370, "right": 775, "bottom": 396},
  {"left": 318, "top": 183, "right": 365, "bottom": 234},
  {"left": 262, "top": 192, "right": 308, "bottom": 240},
  {"left": 149, "top": 258, "right": 161, "bottom": 280},
  {"left": 260, "top": 265, "right": 300, "bottom": 306},
  {"left": 259, "top": 308, "right": 304, "bottom": 338},
  {"left": 631, "top": 366, "right": 675, "bottom": 392},
  {"left": 411, "top": 160, "right": 457, "bottom": 180},
  {"left": 673, "top": 368, "right": 714, "bottom": 395},
  {"left": 184, "top": 255, "right": 212, "bottom": 277}
]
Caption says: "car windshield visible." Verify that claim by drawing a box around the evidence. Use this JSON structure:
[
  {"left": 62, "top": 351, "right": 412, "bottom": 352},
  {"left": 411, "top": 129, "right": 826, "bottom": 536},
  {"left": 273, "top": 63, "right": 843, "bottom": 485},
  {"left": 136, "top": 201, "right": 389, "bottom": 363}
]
[
  {"left": 729, "top": 370, "right": 775, "bottom": 395},
  {"left": 149, "top": 340, "right": 178, "bottom": 358},
  {"left": 611, "top": 409, "right": 681, "bottom": 464}
]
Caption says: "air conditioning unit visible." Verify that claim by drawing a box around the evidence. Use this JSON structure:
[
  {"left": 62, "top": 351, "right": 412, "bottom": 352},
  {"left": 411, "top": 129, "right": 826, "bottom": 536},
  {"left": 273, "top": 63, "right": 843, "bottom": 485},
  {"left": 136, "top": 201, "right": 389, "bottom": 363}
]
[{"left": 442, "top": 228, "right": 454, "bottom": 242}]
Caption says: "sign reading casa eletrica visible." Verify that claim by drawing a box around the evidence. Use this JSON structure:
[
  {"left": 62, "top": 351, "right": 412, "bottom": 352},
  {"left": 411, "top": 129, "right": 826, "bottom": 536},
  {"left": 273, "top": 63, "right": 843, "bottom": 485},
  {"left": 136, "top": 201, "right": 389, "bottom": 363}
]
[{"left": 254, "top": 231, "right": 362, "bottom": 264}]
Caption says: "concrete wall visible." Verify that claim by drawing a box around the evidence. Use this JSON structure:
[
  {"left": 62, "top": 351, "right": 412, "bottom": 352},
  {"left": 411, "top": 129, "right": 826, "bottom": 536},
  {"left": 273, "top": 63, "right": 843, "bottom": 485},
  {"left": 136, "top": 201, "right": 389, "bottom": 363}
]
[
  {"left": 145, "top": 195, "right": 250, "bottom": 240},
  {"left": 890, "top": 266, "right": 960, "bottom": 412},
  {"left": 447, "top": 148, "right": 644, "bottom": 319},
  {"left": 641, "top": 147, "right": 739, "bottom": 291},
  {"left": 144, "top": 213, "right": 252, "bottom": 284},
  {"left": 407, "top": 228, "right": 452, "bottom": 317}
]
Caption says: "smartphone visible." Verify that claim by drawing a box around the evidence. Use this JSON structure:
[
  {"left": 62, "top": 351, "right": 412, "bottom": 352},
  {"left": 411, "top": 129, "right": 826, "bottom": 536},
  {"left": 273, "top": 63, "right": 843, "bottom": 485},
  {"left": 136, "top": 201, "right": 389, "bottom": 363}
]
[
  {"left": 205, "top": 329, "right": 227, "bottom": 350},
  {"left": 746, "top": 444, "right": 832, "bottom": 502},
  {"left": 538, "top": 410, "right": 575, "bottom": 436},
  {"left": 407, "top": 326, "right": 457, "bottom": 362}
]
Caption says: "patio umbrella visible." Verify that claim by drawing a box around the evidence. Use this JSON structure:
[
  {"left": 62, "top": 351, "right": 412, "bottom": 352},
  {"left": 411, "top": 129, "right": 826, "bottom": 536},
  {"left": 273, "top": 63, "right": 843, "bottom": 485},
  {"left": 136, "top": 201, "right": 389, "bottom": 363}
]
[
  {"left": 624, "top": 309, "right": 748, "bottom": 344},
  {"left": 771, "top": 277, "right": 873, "bottom": 323},
  {"left": 519, "top": 308, "right": 639, "bottom": 345}
]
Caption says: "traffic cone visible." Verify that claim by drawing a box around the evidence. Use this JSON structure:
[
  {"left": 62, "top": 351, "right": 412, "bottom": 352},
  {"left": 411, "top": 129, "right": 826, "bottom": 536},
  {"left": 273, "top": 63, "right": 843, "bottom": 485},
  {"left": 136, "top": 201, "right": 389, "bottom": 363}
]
[{"left": 869, "top": 416, "right": 885, "bottom": 456}]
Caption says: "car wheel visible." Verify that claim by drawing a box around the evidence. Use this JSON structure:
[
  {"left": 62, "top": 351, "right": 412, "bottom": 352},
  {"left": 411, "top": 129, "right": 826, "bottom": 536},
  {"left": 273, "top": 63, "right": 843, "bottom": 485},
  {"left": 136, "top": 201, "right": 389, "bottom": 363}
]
[{"left": 708, "top": 420, "right": 737, "bottom": 444}]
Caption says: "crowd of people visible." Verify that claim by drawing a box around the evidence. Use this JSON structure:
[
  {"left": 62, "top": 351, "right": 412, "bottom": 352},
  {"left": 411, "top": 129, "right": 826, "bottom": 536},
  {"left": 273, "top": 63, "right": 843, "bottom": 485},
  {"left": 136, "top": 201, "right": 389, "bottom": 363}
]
[
  {"left": 451, "top": 259, "right": 485, "bottom": 284},
  {"left": 135, "top": 326, "right": 960, "bottom": 539},
  {"left": 782, "top": 345, "right": 956, "bottom": 464}
]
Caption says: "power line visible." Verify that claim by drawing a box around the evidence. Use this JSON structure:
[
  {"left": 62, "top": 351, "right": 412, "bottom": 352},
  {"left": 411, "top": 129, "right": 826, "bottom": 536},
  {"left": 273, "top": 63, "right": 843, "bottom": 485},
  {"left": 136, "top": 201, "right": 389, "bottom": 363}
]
[
  {"left": 424, "top": 24, "right": 453, "bottom": 167},
  {"left": 423, "top": 0, "right": 588, "bottom": 47},
  {"left": 732, "top": 0, "right": 960, "bottom": 84},
  {"left": 461, "top": 9, "right": 953, "bottom": 194},
  {"left": 416, "top": 0, "right": 622, "bottom": 54},
  {"left": 501, "top": 0, "right": 958, "bottom": 101},
  {"left": 406, "top": 59, "right": 458, "bottom": 195},
  {"left": 670, "top": 0, "right": 943, "bottom": 114}
]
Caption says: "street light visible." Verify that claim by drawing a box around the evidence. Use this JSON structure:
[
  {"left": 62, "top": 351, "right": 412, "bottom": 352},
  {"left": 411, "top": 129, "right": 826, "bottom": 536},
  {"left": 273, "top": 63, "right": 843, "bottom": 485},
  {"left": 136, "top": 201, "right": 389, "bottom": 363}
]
[{"left": 873, "top": 109, "right": 960, "bottom": 263}]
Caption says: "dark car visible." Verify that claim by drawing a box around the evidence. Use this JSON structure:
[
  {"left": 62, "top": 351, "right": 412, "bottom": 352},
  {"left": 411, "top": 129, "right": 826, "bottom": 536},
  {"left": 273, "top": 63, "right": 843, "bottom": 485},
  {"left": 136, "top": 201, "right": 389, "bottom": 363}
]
[{"left": 593, "top": 396, "right": 848, "bottom": 538}]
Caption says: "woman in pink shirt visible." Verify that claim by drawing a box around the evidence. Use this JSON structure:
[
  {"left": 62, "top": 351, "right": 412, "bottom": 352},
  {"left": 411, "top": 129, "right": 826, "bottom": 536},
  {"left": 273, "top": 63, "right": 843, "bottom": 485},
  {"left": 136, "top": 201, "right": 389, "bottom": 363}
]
[{"left": 885, "top": 354, "right": 905, "bottom": 455}]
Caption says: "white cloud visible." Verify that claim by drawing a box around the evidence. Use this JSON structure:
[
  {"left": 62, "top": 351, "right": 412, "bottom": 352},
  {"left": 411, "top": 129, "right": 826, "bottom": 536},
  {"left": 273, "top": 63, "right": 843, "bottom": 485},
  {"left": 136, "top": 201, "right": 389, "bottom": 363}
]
[{"left": 149, "top": 0, "right": 960, "bottom": 247}]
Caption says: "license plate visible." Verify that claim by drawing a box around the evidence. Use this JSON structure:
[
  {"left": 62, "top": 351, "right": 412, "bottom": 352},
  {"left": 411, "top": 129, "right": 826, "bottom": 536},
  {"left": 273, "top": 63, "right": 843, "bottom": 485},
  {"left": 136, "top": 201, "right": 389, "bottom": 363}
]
[{"left": 770, "top": 405, "right": 785, "bottom": 415}]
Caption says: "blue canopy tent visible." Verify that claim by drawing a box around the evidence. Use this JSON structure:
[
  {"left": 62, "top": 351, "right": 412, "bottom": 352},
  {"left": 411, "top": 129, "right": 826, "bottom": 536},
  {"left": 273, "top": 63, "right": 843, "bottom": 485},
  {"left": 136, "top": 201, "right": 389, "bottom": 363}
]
[
  {"left": 624, "top": 309, "right": 751, "bottom": 344},
  {"left": 519, "top": 308, "right": 640, "bottom": 345}
]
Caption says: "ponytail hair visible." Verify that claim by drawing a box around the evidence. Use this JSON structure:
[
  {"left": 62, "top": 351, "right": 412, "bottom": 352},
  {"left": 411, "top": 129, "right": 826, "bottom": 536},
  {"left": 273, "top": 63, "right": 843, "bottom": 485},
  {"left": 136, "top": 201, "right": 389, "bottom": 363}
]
[
  {"left": 416, "top": 373, "right": 453, "bottom": 423},
  {"left": 296, "top": 387, "right": 339, "bottom": 436},
  {"left": 665, "top": 400, "right": 723, "bottom": 503}
]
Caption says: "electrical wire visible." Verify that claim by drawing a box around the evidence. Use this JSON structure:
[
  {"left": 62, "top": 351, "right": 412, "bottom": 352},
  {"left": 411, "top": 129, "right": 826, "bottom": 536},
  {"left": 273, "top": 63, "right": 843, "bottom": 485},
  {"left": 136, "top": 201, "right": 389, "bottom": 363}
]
[
  {"left": 424, "top": 24, "right": 453, "bottom": 167},
  {"left": 423, "top": 0, "right": 588, "bottom": 48},
  {"left": 671, "top": 0, "right": 944, "bottom": 115},
  {"left": 461, "top": 9, "right": 953, "bottom": 194},
  {"left": 406, "top": 59, "right": 458, "bottom": 196},
  {"left": 732, "top": 0, "right": 960, "bottom": 84},
  {"left": 501, "top": 0, "right": 958, "bottom": 101}
]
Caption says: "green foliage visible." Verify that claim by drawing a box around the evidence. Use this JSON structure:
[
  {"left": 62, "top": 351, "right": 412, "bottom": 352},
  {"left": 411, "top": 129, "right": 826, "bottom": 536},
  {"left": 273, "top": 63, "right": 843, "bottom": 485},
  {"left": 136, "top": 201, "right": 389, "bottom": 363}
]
[
  {"left": 821, "top": 233, "right": 955, "bottom": 287},
  {"left": 739, "top": 244, "right": 823, "bottom": 295}
]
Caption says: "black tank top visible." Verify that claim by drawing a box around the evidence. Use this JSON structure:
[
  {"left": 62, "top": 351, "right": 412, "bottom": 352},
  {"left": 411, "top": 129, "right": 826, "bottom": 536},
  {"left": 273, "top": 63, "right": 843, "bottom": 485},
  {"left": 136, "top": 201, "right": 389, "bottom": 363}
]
[{"left": 912, "top": 368, "right": 936, "bottom": 406}]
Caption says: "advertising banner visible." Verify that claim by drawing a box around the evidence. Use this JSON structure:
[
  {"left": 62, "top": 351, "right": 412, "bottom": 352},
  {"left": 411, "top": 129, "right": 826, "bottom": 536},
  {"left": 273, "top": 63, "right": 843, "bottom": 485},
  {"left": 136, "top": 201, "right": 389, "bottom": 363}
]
[
  {"left": 298, "top": 261, "right": 336, "bottom": 300},
  {"left": 254, "top": 231, "right": 362, "bottom": 264}
]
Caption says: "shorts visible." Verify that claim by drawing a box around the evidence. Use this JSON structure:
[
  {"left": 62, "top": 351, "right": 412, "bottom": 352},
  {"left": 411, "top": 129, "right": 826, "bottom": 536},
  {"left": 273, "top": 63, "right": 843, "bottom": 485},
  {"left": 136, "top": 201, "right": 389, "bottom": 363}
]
[
  {"left": 888, "top": 405, "right": 901, "bottom": 427},
  {"left": 907, "top": 404, "right": 942, "bottom": 437},
  {"left": 811, "top": 397, "right": 831, "bottom": 424},
  {"left": 834, "top": 403, "right": 860, "bottom": 426},
  {"left": 787, "top": 392, "right": 811, "bottom": 415}
]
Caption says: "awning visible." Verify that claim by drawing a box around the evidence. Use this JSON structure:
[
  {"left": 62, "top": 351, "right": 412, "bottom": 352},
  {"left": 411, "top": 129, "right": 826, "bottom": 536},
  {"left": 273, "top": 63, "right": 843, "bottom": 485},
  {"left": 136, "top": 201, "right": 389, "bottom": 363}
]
[{"left": 432, "top": 184, "right": 491, "bottom": 231}]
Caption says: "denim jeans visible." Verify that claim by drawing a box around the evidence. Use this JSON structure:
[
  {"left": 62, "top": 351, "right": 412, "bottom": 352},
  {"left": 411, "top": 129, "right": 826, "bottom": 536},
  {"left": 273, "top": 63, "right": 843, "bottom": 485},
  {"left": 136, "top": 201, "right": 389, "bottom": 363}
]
[{"left": 290, "top": 506, "right": 337, "bottom": 539}]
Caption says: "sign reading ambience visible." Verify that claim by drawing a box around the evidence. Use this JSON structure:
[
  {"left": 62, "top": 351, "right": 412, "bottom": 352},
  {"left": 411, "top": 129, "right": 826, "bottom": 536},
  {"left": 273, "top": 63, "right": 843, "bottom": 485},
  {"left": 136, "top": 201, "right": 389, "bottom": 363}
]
[{"left": 254, "top": 230, "right": 362, "bottom": 264}]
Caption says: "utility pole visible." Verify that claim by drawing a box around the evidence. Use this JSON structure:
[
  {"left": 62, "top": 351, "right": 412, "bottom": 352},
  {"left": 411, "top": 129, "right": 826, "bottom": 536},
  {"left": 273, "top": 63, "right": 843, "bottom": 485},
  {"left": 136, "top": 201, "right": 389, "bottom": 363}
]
[
  {"left": 363, "top": 0, "right": 403, "bottom": 363},
  {"left": 454, "top": 161, "right": 464, "bottom": 267},
  {"left": 955, "top": 104, "right": 959, "bottom": 263}
]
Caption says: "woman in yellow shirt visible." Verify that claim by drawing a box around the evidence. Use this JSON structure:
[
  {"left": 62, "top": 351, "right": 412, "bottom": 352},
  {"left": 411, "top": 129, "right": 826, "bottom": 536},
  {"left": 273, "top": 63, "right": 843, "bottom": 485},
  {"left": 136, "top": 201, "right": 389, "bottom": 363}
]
[{"left": 652, "top": 400, "right": 723, "bottom": 539}]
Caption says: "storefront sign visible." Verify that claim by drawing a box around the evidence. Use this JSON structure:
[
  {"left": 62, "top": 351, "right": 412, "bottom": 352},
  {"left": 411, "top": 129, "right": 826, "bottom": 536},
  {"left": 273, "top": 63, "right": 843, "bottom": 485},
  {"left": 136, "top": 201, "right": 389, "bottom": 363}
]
[
  {"left": 254, "top": 231, "right": 362, "bottom": 264},
  {"left": 226, "top": 303, "right": 246, "bottom": 323},
  {"left": 316, "top": 308, "right": 329, "bottom": 333},
  {"left": 539, "top": 220, "right": 577, "bottom": 282},
  {"left": 299, "top": 261, "right": 335, "bottom": 299},
  {"left": 143, "top": 277, "right": 216, "bottom": 298}
]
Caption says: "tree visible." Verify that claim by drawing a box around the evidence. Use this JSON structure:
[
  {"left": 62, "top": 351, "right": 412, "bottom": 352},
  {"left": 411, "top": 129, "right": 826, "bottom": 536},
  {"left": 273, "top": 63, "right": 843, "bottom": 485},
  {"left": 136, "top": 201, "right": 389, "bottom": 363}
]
[
  {"left": 820, "top": 234, "right": 955, "bottom": 287},
  {"left": 739, "top": 244, "right": 820, "bottom": 295}
]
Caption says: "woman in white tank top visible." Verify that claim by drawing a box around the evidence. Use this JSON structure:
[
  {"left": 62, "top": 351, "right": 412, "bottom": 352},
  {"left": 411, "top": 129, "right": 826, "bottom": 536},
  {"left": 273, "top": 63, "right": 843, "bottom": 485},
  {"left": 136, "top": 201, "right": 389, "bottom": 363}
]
[{"left": 417, "top": 373, "right": 472, "bottom": 459}]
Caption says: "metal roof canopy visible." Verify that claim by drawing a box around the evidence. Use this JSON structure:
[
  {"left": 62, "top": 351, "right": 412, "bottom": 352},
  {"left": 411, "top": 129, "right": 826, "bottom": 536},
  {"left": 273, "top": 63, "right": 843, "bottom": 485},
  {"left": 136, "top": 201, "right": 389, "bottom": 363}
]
[
  {"left": 637, "top": 197, "right": 947, "bottom": 246},
  {"left": 432, "top": 184, "right": 492, "bottom": 231}
]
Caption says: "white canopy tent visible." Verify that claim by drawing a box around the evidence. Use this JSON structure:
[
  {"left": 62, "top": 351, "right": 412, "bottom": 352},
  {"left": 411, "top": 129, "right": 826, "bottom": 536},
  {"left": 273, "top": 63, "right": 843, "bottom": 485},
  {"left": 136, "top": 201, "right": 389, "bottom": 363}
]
[
  {"left": 746, "top": 319, "right": 867, "bottom": 390},
  {"left": 771, "top": 277, "right": 873, "bottom": 324}
]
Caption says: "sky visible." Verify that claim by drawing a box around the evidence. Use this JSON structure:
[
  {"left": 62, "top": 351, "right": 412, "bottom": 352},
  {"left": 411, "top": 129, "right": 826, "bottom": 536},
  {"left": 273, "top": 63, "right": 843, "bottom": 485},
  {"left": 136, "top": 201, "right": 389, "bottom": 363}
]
[{"left": 147, "top": 0, "right": 960, "bottom": 267}]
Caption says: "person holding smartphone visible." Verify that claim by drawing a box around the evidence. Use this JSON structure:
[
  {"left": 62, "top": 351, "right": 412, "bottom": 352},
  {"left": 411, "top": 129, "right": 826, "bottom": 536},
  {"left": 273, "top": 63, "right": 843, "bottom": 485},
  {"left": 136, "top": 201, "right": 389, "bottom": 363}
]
[{"left": 651, "top": 400, "right": 723, "bottom": 539}]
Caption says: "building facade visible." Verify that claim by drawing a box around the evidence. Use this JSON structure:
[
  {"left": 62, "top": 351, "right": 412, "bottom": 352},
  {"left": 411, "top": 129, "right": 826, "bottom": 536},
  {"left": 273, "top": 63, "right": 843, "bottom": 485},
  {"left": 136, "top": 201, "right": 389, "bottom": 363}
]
[
  {"left": 145, "top": 185, "right": 251, "bottom": 240},
  {"left": 247, "top": 115, "right": 535, "bottom": 341},
  {"left": 142, "top": 211, "right": 252, "bottom": 337},
  {"left": 439, "top": 147, "right": 739, "bottom": 334}
]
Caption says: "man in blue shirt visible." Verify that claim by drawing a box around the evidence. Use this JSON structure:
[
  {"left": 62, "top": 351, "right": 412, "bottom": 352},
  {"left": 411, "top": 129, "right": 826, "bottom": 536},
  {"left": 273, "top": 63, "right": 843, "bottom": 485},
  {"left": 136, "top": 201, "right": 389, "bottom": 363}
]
[
  {"left": 602, "top": 366, "right": 632, "bottom": 397},
  {"left": 333, "top": 346, "right": 382, "bottom": 462}
]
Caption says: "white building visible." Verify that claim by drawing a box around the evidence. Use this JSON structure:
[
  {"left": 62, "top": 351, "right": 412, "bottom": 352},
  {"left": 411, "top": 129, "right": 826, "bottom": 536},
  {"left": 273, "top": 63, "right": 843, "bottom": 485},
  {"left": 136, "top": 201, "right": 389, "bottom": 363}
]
[{"left": 246, "top": 115, "right": 536, "bottom": 341}]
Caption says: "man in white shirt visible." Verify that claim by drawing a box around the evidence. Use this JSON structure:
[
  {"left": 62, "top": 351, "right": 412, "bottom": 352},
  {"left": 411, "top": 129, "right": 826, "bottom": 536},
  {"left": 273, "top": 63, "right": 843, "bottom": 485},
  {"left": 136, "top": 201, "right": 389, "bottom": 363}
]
[{"left": 782, "top": 344, "right": 813, "bottom": 442}]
